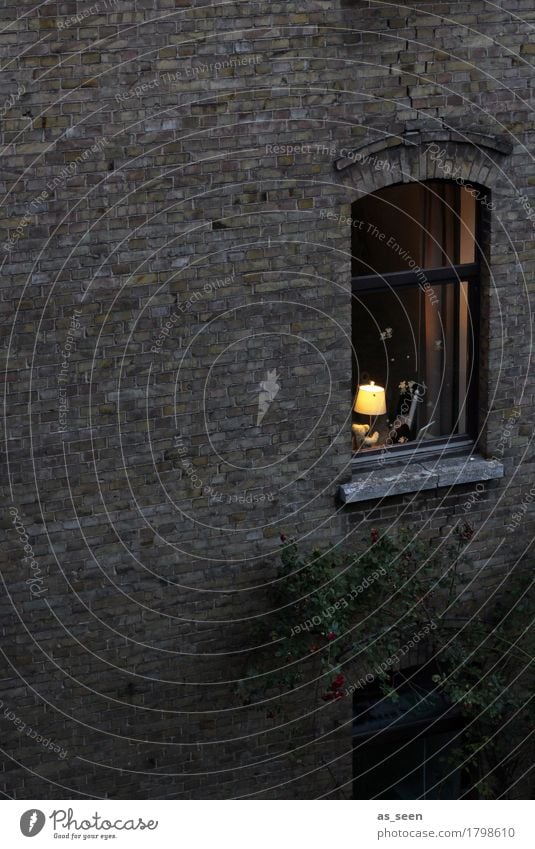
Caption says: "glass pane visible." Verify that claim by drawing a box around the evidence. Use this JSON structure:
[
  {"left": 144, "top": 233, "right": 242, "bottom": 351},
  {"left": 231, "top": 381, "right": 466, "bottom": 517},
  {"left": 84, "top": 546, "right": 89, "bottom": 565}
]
[
  {"left": 351, "top": 282, "right": 471, "bottom": 452},
  {"left": 352, "top": 182, "right": 476, "bottom": 276},
  {"left": 352, "top": 667, "right": 464, "bottom": 800}
]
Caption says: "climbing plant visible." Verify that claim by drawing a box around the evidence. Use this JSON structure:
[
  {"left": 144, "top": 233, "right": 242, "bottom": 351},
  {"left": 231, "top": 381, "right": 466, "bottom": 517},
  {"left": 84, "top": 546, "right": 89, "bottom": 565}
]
[{"left": 241, "top": 525, "right": 533, "bottom": 799}]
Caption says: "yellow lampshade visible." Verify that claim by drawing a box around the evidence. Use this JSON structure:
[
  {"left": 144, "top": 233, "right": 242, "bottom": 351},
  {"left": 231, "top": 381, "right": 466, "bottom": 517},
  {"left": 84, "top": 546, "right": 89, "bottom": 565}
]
[{"left": 354, "top": 381, "right": 386, "bottom": 416}]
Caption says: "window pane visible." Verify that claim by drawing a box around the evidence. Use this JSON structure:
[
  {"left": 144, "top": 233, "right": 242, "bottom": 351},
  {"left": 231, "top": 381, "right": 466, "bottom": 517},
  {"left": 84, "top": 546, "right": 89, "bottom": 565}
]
[
  {"left": 352, "top": 282, "right": 471, "bottom": 452},
  {"left": 459, "top": 187, "right": 476, "bottom": 263}
]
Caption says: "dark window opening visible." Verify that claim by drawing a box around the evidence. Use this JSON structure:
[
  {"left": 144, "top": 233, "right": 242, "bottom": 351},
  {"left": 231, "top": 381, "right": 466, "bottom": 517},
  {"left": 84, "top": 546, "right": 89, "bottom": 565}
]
[{"left": 352, "top": 667, "right": 467, "bottom": 800}]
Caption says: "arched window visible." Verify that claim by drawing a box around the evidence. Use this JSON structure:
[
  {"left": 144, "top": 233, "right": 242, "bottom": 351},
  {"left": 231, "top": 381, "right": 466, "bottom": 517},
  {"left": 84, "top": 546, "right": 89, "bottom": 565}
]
[{"left": 351, "top": 180, "right": 484, "bottom": 461}]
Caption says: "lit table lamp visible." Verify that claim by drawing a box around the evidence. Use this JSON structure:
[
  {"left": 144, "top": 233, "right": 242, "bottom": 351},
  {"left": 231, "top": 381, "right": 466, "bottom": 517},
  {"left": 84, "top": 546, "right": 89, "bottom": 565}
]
[{"left": 354, "top": 380, "right": 386, "bottom": 430}]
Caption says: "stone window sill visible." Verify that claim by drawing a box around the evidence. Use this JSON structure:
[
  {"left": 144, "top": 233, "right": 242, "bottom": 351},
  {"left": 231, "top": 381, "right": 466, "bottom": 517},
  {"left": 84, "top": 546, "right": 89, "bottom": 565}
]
[{"left": 338, "top": 454, "right": 504, "bottom": 505}]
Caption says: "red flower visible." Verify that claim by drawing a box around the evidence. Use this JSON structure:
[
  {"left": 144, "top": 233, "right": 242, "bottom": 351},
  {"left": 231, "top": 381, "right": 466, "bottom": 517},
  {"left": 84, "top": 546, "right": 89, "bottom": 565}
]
[
  {"left": 280, "top": 533, "right": 287, "bottom": 542},
  {"left": 322, "top": 691, "right": 335, "bottom": 701},
  {"left": 371, "top": 528, "right": 379, "bottom": 544},
  {"left": 326, "top": 631, "right": 337, "bottom": 642},
  {"left": 333, "top": 674, "right": 345, "bottom": 687}
]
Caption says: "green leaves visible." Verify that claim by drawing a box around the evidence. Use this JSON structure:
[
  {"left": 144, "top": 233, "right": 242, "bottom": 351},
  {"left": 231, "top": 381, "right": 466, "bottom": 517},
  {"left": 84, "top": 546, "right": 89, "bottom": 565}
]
[
  {"left": 243, "top": 530, "right": 533, "bottom": 798},
  {"left": 246, "top": 528, "right": 467, "bottom": 699}
]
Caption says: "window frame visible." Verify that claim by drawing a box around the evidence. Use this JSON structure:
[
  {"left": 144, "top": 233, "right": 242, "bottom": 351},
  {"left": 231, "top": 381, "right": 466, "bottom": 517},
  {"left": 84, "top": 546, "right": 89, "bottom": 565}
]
[{"left": 350, "top": 181, "right": 484, "bottom": 468}]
